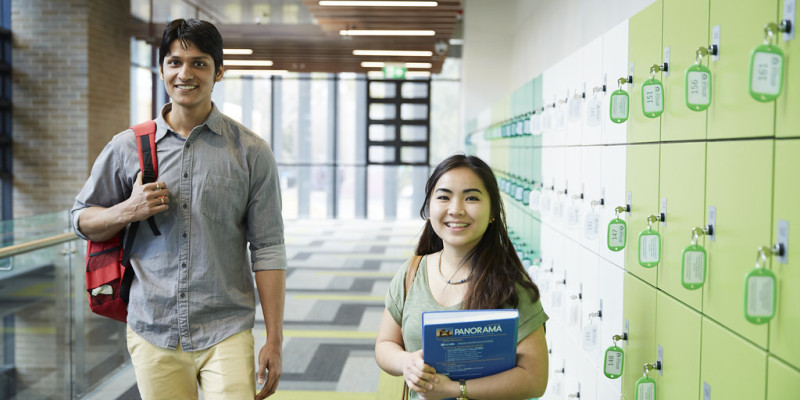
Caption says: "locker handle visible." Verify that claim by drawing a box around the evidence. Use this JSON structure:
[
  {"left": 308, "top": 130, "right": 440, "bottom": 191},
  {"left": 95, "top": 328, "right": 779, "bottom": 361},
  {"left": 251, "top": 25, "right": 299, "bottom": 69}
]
[
  {"left": 650, "top": 63, "right": 669, "bottom": 76},
  {"left": 647, "top": 213, "right": 665, "bottom": 225},
  {"left": 696, "top": 45, "right": 719, "bottom": 63}
]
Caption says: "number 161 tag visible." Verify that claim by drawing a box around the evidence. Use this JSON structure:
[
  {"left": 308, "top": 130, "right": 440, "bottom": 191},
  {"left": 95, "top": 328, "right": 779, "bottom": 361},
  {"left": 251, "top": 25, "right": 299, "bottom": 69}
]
[
  {"left": 749, "top": 44, "right": 784, "bottom": 102},
  {"left": 744, "top": 267, "right": 777, "bottom": 324}
]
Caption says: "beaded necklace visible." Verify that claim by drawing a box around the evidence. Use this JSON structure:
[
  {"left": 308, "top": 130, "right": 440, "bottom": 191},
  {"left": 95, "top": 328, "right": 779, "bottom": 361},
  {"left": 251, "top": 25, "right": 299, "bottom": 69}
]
[{"left": 438, "top": 251, "right": 470, "bottom": 285}]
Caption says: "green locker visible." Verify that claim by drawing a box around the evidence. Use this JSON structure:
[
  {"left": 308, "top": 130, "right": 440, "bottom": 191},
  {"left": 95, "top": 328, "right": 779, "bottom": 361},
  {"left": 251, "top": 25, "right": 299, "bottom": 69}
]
[
  {"left": 769, "top": 139, "right": 800, "bottom": 369},
  {"left": 707, "top": 0, "right": 778, "bottom": 139},
  {"left": 625, "top": 144, "right": 660, "bottom": 286},
  {"left": 655, "top": 292, "right": 702, "bottom": 399},
  {"left": 776, "top": 1, "right": 799, "bottom": 138},
  {"left": 767, "top": 356, "right": 800, "bottom": 399},
  {"left": 661, "top": 0, "right": 709, "bottom": 141},
  {"left": 627, "top": 0, "right": 663, "bottom": 143},
  {"left": 622, "top": 273, "right": 657, "bottom": 400},
  {"left": 657, "top": 143, "right": 706, "bottom": 309},
  {"left": 700, "top": 317, "right": 767, "bottom": 399},
  {"left": 704, "top": 140, "right": 772, "bottom": 347}
]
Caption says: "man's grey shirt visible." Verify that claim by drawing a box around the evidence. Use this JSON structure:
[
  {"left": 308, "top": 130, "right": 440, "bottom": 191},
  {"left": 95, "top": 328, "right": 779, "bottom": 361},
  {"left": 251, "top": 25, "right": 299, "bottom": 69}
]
[{"left": 72, "top": 103, "right": 286, "bottom": 351}]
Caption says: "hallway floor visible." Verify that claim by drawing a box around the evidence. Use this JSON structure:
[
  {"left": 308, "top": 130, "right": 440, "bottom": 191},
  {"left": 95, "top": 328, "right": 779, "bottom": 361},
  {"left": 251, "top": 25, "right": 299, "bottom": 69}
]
[{"left": 85, "top": 218, "right": 424, "bottom": 400}]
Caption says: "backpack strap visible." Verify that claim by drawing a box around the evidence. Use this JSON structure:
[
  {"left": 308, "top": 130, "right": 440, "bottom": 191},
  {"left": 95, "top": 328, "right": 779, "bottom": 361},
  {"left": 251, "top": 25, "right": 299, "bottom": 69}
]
[
  {"left": 131, "top": 120, "right": 161, "bottom": 237},
  {"left": 403, "top": 255, "right": 423, "bottom": 300}
]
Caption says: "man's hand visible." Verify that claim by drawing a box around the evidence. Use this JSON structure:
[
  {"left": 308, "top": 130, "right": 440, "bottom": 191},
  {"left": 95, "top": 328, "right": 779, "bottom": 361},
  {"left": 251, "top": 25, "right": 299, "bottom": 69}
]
[
  {"left": 126, "top": 172, "right": 170, "bottom": 222},
  {"left": 255, "top": 341, "right": 282, "bottom": 400}
]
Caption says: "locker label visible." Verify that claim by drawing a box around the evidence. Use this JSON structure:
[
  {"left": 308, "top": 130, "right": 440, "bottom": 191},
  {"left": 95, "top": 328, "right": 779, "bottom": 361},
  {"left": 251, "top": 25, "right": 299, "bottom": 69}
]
[
  {"left": 610, "top": 89, "right": 629, "bottom": 123},
  {"left": 712, "top": 26, "right": 721, "bottom": 61},
  {"left": 529, "top": 189, "right": 541, "bottom": 211},
  {"left": 569, "top": 298, "right": 582, "bottom": 326},
  {"left": 542, "top": 108, "right": 553, "bottom": 131},
  {"left": 776, "top": 219, "right": 789, "bottom": 264},
  {"left": 554, "top": 106, "right": 566, "bottom": 130},
  {"left": 686, "top": 64, "right": 712, "bottom": 111},
  {"left": 638, "top": 229, "right": 661, "bottom": 267},
  {"left": 584, "top": 211, "right": 601, "bottom": 240},
  {"left": 582, "top": 321, "right": 599, "bottom": 350},
  {"left": 703, "top": 382, "right": 711, "bottom": 400},
  {"left": 785, "top": 0, "right": 796, "bottom": 41},
  {"left": 604, "top": 346, "right": 624, "bottom": 379},
  {"left": 523, "top": 118, "right": 531, "bottom": 135},
  {"left": 586, "top": 97, "right": 602, "bottom": 127},
  {"left": 540, "top": 191, "right": 552, "bottom": 214},
  {"left": 553, "top": 197, "right": 565, "bottom": 220},
  {"left": 749, "top": 44, "right": 784, "bottom": 102},
  {"left": 531, "top": 114, "right": 542, "bottom": 136},
  {"left": 642, "top": 78, "right": 665, "bottom": 118},
  {"left": 607, "top": 218, "right": 627, "bottom": 251},
  {"left": 569, "top": 95, "right": 582, "bottom": 122},
  {"left": 635, "top": 376, "right": 656, "bottom": 400},
  {"left": 551, "top": 289, "right": 564, "bottom": 309},
  {"left": 681, "top": 244, "right": 707, "bottom": 290},
  {"left": 744, "top": 268, "right": 776, "bottom": 324},
  {"left": 567, "top": 204, "right": 581, "bottom": 229}
]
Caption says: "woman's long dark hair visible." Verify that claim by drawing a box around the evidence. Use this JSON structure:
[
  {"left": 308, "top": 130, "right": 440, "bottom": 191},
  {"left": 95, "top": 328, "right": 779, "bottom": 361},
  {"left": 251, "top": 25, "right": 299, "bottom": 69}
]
[{"left": 416, "top": 154, "right": 540, "bottom": 309}]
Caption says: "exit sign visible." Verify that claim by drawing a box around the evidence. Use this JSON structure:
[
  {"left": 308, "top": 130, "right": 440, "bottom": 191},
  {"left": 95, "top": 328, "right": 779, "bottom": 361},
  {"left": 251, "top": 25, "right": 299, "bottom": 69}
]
[{"left": 383, "top": 65, "right": 406, "bottom": 79}]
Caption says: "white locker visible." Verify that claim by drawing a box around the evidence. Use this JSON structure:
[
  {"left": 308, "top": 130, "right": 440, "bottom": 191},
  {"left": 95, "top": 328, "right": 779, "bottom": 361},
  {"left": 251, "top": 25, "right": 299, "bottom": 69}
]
[{"left": 602, "top": 19, "right": 630, "bottom": 145}]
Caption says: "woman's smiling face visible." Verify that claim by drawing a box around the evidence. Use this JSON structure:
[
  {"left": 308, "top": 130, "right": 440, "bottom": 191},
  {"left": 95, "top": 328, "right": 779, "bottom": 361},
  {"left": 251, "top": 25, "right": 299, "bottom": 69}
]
[{"left": 428, "top": 167, "right": 492, "bottom": 254}]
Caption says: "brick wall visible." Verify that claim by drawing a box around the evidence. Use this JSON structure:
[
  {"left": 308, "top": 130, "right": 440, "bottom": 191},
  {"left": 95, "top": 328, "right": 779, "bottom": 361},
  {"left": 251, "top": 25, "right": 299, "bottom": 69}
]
[{"left": 12, "top": 0, "right": 130, "bottom": 219}]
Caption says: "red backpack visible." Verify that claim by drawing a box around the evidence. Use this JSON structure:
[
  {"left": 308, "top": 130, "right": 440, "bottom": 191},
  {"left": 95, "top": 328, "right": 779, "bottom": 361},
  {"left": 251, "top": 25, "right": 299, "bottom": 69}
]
[{"left": 84, "top": 121, "right": 161, "bottom": 322}]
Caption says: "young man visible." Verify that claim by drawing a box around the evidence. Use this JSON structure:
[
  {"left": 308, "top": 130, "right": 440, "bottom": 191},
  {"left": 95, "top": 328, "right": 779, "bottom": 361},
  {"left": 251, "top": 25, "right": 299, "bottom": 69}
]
[{"left": 72, "top": 19, "right": 285, "bottom": 400}]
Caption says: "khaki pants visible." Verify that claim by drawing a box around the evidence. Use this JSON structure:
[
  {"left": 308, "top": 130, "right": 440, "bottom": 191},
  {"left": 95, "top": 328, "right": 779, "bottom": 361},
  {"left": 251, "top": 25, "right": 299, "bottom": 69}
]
[{"left": 127, "top": 326, "right": 256, "bottom": 400}]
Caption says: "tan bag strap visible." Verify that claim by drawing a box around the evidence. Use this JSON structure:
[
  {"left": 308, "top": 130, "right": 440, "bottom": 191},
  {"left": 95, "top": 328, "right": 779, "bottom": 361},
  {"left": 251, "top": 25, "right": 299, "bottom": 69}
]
[
  {"left": 401, "top": 255, "right": 422, "bottom": 400},
  {"left": 404, "top": 255, "right": 423, "bottom": 300}
]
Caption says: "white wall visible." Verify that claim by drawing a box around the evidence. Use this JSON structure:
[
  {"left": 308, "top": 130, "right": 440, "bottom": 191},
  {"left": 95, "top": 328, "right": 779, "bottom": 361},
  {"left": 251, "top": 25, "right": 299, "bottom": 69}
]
[{"left": 462, "top": 0, "right": 656, "bottom": 133}]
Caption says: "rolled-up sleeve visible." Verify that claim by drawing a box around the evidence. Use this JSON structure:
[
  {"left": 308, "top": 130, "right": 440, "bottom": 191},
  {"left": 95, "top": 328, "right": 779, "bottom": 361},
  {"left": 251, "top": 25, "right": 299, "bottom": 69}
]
[{"left": 246, "top": 140, "right": 287, "bottom": 272}]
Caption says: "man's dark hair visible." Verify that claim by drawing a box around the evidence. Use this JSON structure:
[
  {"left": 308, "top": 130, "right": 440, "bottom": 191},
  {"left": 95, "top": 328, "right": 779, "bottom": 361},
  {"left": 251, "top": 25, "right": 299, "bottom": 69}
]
[{"left": 159, "top": 18, "right": 223, "bottom": 73}]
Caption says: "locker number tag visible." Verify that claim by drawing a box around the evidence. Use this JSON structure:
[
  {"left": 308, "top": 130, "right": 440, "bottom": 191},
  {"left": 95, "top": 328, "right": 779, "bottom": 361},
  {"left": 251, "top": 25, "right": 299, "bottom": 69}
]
[
  {"left": 582, "top": 320, "right": 600, "bottom": 350},
  {"left": 635, "top": 376, "right": 657, "bottom": 400},
  {"left": 685, "top": 64, "right": 712, "bottom": 111},
  {"left": 603, "top": 345, "right": 624, "bottom": 379},
  {"left": 749, "top": 44, "right": 784, "bottom": 102},
  {"left": 586, "top": 97, "right": 602, "bottom": 127},
  {"left": 610, "top": 89, "right": 629, "bottom": 124},
  {"left": 607, "top": 218, "right": 627, "bottom": 251},
  {"left": 681, "top": 244, "right": 707, "bottom": 290},
  {"left": 529, "top": 188, "right": 541, "bottom": 211},
  {"left": 638, "top": 228, "right": 661, "bottom": 268},
  {"left": 641, "top": 78, "right": 665, "bottom": 118},
  {"left": 744, "top": 267, "right": 776, "bottom": 324},
  {"left": 584, "top": 211, "right": 601, "bottom": 240}
]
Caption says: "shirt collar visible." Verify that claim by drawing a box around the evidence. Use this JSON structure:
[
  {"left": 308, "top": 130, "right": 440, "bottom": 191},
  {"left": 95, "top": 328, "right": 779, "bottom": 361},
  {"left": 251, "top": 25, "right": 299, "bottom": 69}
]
[{"left": 154, "top": 102, "right": 224, "bottom": 141}]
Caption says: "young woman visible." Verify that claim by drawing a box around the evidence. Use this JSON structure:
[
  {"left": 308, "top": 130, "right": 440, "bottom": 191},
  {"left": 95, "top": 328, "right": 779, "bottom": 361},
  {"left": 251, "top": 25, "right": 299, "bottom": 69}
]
[{"left": 375, "top": 154, "right": 549, "bottom": 400}]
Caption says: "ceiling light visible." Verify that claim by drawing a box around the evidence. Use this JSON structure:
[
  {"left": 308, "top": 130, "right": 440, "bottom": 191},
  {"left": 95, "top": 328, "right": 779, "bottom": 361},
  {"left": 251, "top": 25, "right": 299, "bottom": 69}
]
[
  {"left": 223, "top": 48, "right": 254, "bottom": 55},
  {"left": 340, "top": 30, "right": 435, "bottom": 36},
  {"left": 353, "top": 50, "right": 433, "bottom": 57},
  {"left": 361, "top": 61, "right": 386, "bottom": 68},
  {"left": 320, "top": 1, "right": 438, "bottom": 7},
  {"left": 406, "top": 71, "right": 431, "bottom": 78},
  {"left": 226, "top": 70, "right": 289, "bottom": 77},
  {"left": 224, "top": 60, "right": 274, "bottom": 67},
  {"left": 404, "top": 62, "right": 432, "bottom": 69}
]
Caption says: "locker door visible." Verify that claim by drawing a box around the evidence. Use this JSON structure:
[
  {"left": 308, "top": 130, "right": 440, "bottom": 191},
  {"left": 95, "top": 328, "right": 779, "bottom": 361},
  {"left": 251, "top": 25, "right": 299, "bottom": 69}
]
[
  {"left": 603, "top": 19, "right": 630, "bottom": 145},
  {"left": 564, "top": 47, "right": 585, "bottom": 147},
  {"left": 562, "top": 241, "right": 583, "bottom": 341},
  {"left": 583, "top": 37, "right": 604, "bottom": 146},
  {"left": 661, "top": 0, "right": 709, "bottom": 141},
  {"left": 621, "top": 273, "right": 657, "bottom": 400},
  {"left": 624, "top": 143, "right": 660, "bottom": 286},
  {"left": 704, "top": 140, "right": 772, "bottom": 347},
  {"left": 564, "top": 146, "right": 583, "bottom": 238},
  {"left": 657, "top": 142, "right": 706, "bottom": 310},
  {"left": 707, "top": 0, "right": 778, "bottom": 140},
  {"left": 776, "top": 0, "right": 799, "bottom": 138},
  {"left": 542, "top": 64, "right": 563, "bottom": 146},
  {"left": 769, "top": 138, "right": 800, "bottom": 369},
  {"left": 700, "top": 317, "right": 767, "bottom": 400},
  {"left": 627, "top": 0, "right": 663, "bottom": 144},
  {"left": 578, "top": 247, "right": 601, "bottom": 366},
  {"left": 654, "top": 292, "right": 702, "bottom": 399},
  {"left": 580, "top": 146, "right": 603, "bottom": 252},
  {"left": 767, "top": 356, "right": 800, "bottom": 399},
  {"left": 598, "top": 259, "right": 624, "bottom": 395},
  {"left": 600, "top": 145, "right": 627, "bottom": 268}
]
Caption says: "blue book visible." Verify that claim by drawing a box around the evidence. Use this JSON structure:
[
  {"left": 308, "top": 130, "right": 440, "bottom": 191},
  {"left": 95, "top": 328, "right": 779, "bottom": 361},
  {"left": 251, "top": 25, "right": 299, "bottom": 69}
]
[{"left": 422, "top": 309, "right": 519, "bottom": 381}]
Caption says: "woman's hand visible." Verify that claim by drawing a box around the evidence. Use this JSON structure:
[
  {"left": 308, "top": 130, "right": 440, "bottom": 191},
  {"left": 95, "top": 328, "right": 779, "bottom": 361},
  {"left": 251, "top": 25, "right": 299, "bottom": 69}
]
[
  {"left": 416, "top": 373, "right": 457, "bottom": 400},
  {"left": 402, "top": 350, "right": 439, "bottom": 394}
]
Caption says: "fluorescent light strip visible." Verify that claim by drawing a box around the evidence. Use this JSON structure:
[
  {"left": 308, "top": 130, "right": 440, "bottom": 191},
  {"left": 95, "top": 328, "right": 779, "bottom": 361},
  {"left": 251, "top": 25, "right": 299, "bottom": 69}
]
[
  {"left": 353, "top": 50, "right": 432, "bottom": 57},
  {"left": 360, "top": 61, "right": 433, "bottom": 69},
  {"left": 223, "top": 48, "right": 254, "bottom": 55},
  {"left": 224, "top": 60, "right": 274, "bottom": 67},
  {"left": 320, "top": 1, "right": 438, "bottom": 6},
  {"left": 226, "top": 70, "right": 289, "bottom": 77},
  {"left": 340, "top": 29, "right": 435, "bottom": 36},
  {"left": 406, "top": 71, "right": 431, "bottom": 78}
]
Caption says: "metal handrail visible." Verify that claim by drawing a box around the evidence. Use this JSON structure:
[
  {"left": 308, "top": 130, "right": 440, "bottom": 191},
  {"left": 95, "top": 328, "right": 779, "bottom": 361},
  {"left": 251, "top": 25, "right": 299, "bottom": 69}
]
[{"left": 0, "top": 232, "right": 78, "bottom": 260}]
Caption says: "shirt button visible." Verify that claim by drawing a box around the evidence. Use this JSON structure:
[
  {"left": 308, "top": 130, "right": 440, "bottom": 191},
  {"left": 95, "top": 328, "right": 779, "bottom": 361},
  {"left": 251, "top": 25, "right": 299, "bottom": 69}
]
[
  {"left": 182, "top": 232, "right": 187, "bottom": 238},
  {"left": 180, "top": 293, "right": 185, "bottom": 298},
  {"left": 186, "top": 143, "right": 190, "bottom": 148},
  {"left": 183, "top": 203, "right": 188, "bottom": 209},
  {"left": 181, "top": 263, "right": 187, "bottom": 268},
  {"left": 183, "top": 173, "right": 188, "bottom": 178}
]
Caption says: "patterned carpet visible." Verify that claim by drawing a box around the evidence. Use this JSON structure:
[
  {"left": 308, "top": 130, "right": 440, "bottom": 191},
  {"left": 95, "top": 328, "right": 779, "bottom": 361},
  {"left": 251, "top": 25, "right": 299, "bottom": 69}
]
[{"left": 88, "top": 218, "right": 425, "bottom": 400}]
